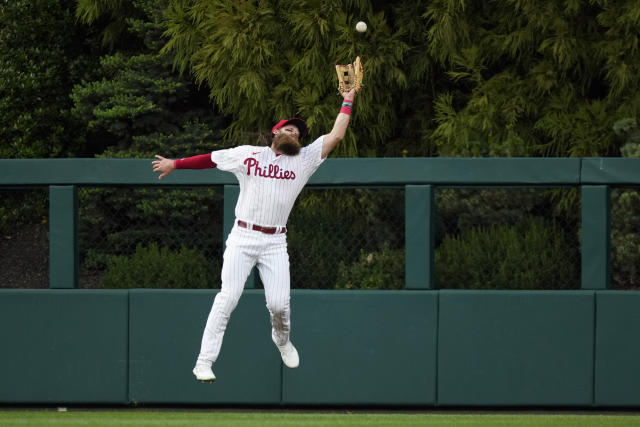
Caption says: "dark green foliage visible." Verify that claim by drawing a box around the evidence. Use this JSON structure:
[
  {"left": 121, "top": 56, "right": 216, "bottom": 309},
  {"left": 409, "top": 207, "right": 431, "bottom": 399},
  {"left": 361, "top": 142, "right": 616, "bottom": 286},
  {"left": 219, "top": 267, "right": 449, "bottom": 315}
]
[
  {"left": 0, "top": 0, "right": 101, "bottom": 158},
  {"left": 70, "top": 48, "right": 227, "bottom": 158},
  {"left": 0, "top": 190, "right": 49, "bottom": 235},
  {"left": 335, "top": 243, "right": 404, "bottom": 290},
  {"left": 7, "top": 0, "right": 640, "bottom": 159},
  {"left": 72, "top": 0, "right": 228, "bottom": 158},
  {"left": 101, "top": 242, "right": 220, "bottom": 288},
  {"left": 161, "top": 0, "right": 640, "bottom": 158},
  {"left": 616, "top": 118, "right": 640, "bottom": 157},
  {"left": 436, "top": 189, "right": 552, "bottom": 240},
  {"left": 435, "top": 218, "right": 579, "bottom": 290},
  {"left": 426, "top": 0, "right": 640, "bottom": 157},
  {"left": 162, "top": 0, "right": 414, "bottom": 156},
  {"left": 76, "top": 0, "right": 140, "bottom": 49}
]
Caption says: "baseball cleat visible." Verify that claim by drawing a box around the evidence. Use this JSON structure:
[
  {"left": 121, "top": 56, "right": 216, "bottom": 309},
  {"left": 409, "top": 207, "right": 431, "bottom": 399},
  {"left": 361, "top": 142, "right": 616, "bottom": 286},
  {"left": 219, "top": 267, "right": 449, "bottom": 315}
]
[
  {"left": 277, "top": 341, "right": 299, "bottom": 368},
  {"left": 193, "top": 364, "right": 216, "bottom": 382}
]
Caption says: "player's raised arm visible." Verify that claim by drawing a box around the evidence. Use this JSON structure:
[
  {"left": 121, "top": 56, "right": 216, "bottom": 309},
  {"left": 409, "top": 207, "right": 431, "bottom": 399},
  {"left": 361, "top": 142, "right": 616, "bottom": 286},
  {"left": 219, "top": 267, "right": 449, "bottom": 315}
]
[
  {"left": 152, "top": 153, "right": 217, "bottom": 180},
  {"left": 322, "top": 88, "right": 357, "bottom": 159}
]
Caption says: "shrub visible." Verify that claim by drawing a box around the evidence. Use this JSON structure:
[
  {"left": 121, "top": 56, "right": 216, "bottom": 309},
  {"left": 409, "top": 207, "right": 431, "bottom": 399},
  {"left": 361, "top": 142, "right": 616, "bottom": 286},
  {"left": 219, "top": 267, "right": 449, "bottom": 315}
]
[
  {"left": 101, "top": 243, "right": 220, "bottom": 289},
  {"left": 335, "top": 244, "right": 405, "bottom": 290},
  {"left": 435, "top": 218, "right": 579, "bottom": 290},
  {"left": 78, "top": 186, "right": 223, "bottom": 288}
]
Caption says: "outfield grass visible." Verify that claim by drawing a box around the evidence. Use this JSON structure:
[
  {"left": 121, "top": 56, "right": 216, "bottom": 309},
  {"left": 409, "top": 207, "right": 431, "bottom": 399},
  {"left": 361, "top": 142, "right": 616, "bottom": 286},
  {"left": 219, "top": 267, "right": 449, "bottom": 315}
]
[{"left": 1, "top": 411, "right": 640, "bottom": 427}]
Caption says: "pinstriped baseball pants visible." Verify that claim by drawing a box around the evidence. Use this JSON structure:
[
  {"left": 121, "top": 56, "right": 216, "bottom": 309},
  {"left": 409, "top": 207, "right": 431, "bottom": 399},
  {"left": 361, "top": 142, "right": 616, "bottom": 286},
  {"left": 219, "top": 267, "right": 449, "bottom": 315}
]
[{"left": 196, "top": 225, "right": 291, "bottom": 365}]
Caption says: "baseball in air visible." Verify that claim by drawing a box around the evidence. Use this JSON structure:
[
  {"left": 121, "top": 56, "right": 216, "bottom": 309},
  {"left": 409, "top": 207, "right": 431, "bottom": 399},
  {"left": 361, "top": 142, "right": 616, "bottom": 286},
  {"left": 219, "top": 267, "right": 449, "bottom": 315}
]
[{"left": 356, "top": 21, "right": 367, "bottom": 33}]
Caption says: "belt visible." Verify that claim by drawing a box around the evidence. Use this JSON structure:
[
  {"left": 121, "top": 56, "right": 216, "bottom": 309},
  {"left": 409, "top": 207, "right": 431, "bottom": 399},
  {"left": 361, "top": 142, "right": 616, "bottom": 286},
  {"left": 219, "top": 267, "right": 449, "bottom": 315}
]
[{"left": 237, "top": 220, "right": 286, "bottom": 234}]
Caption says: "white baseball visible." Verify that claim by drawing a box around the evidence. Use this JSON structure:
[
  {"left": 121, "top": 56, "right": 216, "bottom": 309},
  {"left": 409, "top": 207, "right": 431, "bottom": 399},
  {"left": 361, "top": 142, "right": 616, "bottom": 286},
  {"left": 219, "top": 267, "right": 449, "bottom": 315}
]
[{"left": 356, "top": 21, "right": 367, "bottom": 33}]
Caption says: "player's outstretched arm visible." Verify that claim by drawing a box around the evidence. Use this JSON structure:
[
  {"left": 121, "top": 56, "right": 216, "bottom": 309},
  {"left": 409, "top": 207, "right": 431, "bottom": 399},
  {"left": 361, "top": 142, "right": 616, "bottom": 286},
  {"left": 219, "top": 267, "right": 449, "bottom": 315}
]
[
  {"left": 322, "top": 88, "right": 356, "bottom": 159},
  {"left": 152, "top": 153, "right": 217, "bottom": 180}
]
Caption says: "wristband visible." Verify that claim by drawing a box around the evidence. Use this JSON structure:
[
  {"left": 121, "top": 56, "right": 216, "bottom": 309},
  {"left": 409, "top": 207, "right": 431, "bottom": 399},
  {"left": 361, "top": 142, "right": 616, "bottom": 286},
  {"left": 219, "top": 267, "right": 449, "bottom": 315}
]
[{"left": 340, "top": 99, "right": 353, "bottom": 115}]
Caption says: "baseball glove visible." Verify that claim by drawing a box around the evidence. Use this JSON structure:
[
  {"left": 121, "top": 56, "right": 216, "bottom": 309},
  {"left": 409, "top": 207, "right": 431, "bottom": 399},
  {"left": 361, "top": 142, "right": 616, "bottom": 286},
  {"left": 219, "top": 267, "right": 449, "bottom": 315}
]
[{"left": 335, "top": 56, "right": 363, "bottom": 93}]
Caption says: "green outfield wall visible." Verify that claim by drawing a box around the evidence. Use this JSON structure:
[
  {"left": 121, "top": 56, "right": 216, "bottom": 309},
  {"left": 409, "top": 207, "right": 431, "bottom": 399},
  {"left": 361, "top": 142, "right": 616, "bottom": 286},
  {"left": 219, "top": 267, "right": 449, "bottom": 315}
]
[
  {"left": 1, "top": 289, "right": 639, "bottom": 406},
  {"left": 1, "top": 157, "right": 640, "bottom": 406}
]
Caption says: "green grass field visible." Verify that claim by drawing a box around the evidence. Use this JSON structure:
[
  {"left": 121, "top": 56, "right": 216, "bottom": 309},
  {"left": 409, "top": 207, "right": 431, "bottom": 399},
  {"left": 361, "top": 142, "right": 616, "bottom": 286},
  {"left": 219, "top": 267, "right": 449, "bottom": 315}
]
[{"left": 1, "top": 411, "right": 640, "bottom": 427}]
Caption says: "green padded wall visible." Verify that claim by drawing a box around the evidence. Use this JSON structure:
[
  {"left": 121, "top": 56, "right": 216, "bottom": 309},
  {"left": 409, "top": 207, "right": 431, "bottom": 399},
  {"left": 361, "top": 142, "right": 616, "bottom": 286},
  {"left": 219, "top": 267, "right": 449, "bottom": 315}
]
[
  {"left": 0, "top": 290, "right": 128, "bottom": 403},
  {"left": 282, "top": 290, "right": 438, "bottom": 405},
  {"left": 128, "top": 290, "right": 281, "bottom": 404},
  {"left": 437, "top": 291, "right": 595, "bottom": 406},
  {"left": 6, "top": 289, "right": 640, "bottom": 407},
  {"left": 595, "top": 291, "right": 640, "bottom": 406}
]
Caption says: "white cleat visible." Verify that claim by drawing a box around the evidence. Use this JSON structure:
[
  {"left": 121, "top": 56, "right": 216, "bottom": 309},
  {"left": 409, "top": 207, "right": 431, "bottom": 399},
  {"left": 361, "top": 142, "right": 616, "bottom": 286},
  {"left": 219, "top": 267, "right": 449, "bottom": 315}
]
[
  {"left": 192, "top": 364, "right": 216, "bottom": 383},
  {"left": 277, "top": 341, "right": 300, "bottom": 368}
]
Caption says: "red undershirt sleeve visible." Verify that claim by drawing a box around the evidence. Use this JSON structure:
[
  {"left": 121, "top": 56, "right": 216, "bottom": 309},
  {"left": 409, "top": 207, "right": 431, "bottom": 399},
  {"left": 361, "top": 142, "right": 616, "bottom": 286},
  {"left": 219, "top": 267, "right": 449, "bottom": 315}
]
[{"left": 173, "top": 154, "right": 217, "bottom": 169}]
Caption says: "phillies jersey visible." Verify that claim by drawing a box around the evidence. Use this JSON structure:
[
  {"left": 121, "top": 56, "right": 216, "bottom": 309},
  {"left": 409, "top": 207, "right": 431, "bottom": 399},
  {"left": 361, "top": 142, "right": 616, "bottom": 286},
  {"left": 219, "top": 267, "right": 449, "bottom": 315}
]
[{"left": 211, "top": 136, "right": 325, "bottom": 227}]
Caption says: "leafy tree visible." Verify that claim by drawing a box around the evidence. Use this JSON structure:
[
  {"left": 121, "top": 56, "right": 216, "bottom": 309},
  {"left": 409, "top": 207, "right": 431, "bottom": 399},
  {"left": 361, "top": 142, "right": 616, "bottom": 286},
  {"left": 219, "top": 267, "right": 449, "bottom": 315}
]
[
  {"left": 160, "top": 0, "right": 640, "bottom": 158},
  {"left": 0, "top": 0, "right": 101, "bottom": 158},
  {"left": 76, "top": 0, "right": 140, "bottom": 48},
  {"left": 162, "top": 0, "right": 414, "bottom": 156},
  {"left": 426, "top": 0, "right": 640, "bottom": 157},
  {"left": 73, "top": 0, "right": 228, "bottom": 157}
]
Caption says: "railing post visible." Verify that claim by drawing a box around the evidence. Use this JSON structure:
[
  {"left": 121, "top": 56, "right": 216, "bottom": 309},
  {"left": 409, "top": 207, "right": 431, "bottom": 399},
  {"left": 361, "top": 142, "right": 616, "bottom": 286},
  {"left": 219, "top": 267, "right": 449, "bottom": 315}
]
[
  {"left": 223, "top": 185, "right": 258, "bottom": 288},
  {"left": 49, "top": 185, "right": 78, "bottom": 288},
  {"left": 581, "top": 185, "right": 610, "bottom": 289},
  {"left": 405, "top": 185, "right": 436, "bottom": 289}
]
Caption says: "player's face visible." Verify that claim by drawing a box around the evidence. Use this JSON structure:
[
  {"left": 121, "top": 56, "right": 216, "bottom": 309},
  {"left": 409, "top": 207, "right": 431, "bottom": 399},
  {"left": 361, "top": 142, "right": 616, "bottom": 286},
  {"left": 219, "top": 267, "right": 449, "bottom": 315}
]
[{"left": 277, "top": 125, "right": 300, "bottom": 142}]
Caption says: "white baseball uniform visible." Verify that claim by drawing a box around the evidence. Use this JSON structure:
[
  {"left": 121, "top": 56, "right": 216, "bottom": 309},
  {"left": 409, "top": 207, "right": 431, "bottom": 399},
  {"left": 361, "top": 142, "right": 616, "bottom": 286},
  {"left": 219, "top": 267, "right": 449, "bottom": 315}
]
[{"left": 196, "top": 136, "right": 326, "bottom": 366}]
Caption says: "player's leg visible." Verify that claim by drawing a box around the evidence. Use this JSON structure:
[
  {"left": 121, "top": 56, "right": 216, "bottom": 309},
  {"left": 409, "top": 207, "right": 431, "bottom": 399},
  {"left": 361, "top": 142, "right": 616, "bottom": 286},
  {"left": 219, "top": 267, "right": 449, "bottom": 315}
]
[
  {"left": 257, "top": 240, "right": 291, "bottom": 346},
  {"left": 257, "top": 239, "right": 299, "bottom": 368},
  {"left": 195, "top": 237, "right": 256, "bottom": 373}
]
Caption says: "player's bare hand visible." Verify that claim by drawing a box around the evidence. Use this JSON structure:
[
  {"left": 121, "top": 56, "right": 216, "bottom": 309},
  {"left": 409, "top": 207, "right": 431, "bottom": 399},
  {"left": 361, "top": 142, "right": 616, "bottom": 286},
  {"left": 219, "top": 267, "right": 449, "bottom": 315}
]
[
  {"left": 152, "top": 155, "right": 174, "bottom": 180},
  {"left": 341, "top": 88, "right": 356, "bottom": 99}
]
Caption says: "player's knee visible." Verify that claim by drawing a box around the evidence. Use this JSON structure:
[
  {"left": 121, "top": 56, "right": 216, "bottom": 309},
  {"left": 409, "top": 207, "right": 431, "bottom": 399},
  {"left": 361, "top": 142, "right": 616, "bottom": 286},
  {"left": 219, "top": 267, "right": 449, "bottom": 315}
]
[{"left": 266, "top": 299, "right": 288, "bottom": 317}]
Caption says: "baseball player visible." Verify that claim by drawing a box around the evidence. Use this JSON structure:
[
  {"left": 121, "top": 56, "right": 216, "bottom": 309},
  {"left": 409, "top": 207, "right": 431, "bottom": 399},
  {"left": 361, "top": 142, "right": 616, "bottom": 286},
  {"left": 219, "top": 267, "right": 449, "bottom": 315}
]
[{"left": 152, "top": 87, "right": 357, "bottom": 382}]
